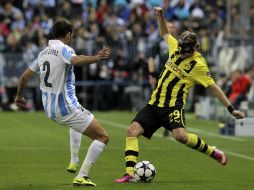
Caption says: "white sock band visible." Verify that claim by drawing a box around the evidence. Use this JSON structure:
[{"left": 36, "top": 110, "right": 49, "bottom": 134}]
[
  {"left": 70, "top": 128, "right": 82, "bottom": 164},
  {"left": 77, "top": 140, "right": 106, "bottom": 177}
]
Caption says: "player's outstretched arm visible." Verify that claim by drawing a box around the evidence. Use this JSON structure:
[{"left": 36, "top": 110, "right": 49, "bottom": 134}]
[
  {"left": 208, "top": 83, "right": 245, "bottom": 119},
  {"left": 15, "top": 68, "right": 35, "bottom": 109},
  {"left": 153, "top": 6, "right": 170, "bottom": 41},
  {"left": 71, "top": 47, "right": 110, "bottom": 66}
]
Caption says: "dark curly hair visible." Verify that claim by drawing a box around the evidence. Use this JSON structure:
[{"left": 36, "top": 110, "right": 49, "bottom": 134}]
[{"left": 52, "top": 19, "right": 73, "bottom": 38}]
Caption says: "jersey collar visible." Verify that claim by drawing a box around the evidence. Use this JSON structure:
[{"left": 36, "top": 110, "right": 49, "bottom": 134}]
[
  {"left": 48, "top": 40, "right": 65, "bottom": 46},
  {"left": 193, "top": 51, "right": 201, "bottom": 58}
]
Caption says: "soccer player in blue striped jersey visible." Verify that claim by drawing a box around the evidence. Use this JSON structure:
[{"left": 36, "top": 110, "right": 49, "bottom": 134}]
[{"left": 15, "top": 19, "right": 110, "bottom": 186}]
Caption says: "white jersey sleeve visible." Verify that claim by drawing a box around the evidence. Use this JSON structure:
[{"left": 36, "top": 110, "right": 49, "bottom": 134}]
[
  {"left": 29, "top": 58, "right": 39, "bottom": 72},
  {"left": 61, "top": 45, "right": 76, "bottom": 64}
]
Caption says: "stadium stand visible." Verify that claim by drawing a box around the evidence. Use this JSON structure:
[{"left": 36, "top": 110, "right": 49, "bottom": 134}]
[{"left": 0, "top": 0, "right": 253, "bottom": 111}]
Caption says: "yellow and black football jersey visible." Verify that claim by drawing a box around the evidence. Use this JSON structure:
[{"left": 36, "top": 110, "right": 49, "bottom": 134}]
[{"left": 148, "top": 35, "right": 215, "bottom": 108}]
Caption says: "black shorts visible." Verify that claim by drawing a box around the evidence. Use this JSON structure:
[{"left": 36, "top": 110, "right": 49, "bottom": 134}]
[{"left": 132, "top": 104, "right": 185, "bottom": 138}]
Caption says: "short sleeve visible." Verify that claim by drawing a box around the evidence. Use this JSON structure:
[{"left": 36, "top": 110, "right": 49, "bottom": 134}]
[
  {"left": 29, "top": 58, "right": 39, "bottom": 72},
  {"left": 61, "top": 46, "right": 76, "bottom": 64},
  {"left": 192, "top": 63, "right": 215, "bottom": 87},
  {"left": 167, "top": 35, "right": 178, "bottom": 56}
]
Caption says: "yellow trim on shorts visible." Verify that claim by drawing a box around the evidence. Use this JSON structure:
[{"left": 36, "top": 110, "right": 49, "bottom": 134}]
[{"left": 181, "top": 108, "right": 186, "bottom": 128}]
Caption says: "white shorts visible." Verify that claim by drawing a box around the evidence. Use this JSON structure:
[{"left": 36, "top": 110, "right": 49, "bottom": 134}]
[{"left": 54, "top": 107, "right": 94, "bottom": 133}]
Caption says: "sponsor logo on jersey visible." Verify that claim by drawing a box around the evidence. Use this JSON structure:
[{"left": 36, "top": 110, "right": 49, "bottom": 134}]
[{"left": 166, "top": 61, "right": 187, "bottom": 79}]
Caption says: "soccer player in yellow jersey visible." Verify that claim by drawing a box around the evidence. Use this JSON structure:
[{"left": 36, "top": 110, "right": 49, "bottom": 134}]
[{"left": 115, "top": 6, "right": 245, "bottom": 183}]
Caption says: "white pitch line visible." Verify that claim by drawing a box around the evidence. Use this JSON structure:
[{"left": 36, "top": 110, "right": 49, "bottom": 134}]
[
  {"left": 99, "top": 118, "right": 254, "bottom": 162},
  {"left": 98, "top": 119, "right": 169, "bottom": 140},
  {"left": 99, "top": 119, "right": 127, "bottom": 129},
  {"left": 98, "top": 118, "right": 244, "bottom": 141},
  {"left": 226, "top": 151, "right": 254, "bottom": 161},
  {"left": 187, "top": 128, "right": 245, "bottom": 142}
]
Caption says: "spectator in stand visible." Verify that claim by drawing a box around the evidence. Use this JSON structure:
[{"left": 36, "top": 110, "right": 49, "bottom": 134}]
[
  {"left": 75, "top": 27, "right": 87, "bottom": 52},
  {"left": 230, "top": 3, "right": 242, "bottom": 35},
  {"left": 0, "top": 52, "right": 8, "bottom": 109},
  {"left": 189, "top": 0, "right": 204, "bottom": 20},
  {"left": 199, "top": 28, "right": 210, "bottom": 54},
  {"left": 0, "top": 15, "right": 8, "bottom": 52},
  {"left": 41, "top": 14, "right": 53, "bottom": 35},
  {"left": 83, "top": 0, "right": 98, "bottom": 10},
  {"left": 0, "top": 29, "right": 6, "bottom": 52},
  {"left": 228, "top": 69, "right": 252, "bottom": 109},
  {"left": 114, "top": 0, "right": 128, "bottom": 8},
  {"left": 249, "top": 4, "right": 254, "bottom": 34},
  {"left": 60, "top": 0, "right": 72, "bottom": 19},
  {"left": 70, "top": 0, "right": 83, "bottom": 16},
  {"left": 31, "top": 15, "right": 41, "bottom": 31},
  {"left": 43, "top": 0, "right": 56, "bottom": 17},
  {"left": 95, "top": 1, "right": 109, "bottom": 24},
  {"left": 3, "top": 2, "right": 22, "bottom": 23},
  {"left": 115, "top": 2, "right": 131, "bottom": 21},
  {"left": 162, "top": 0, "right": 176, "bottom": 20},
  {"left": 22, "top": 2, "right": 36, "bottom": 23},
  {"left": 22, "top": 41, "right": 38, "bottom": 63},
  {"left": 0, "top": 14, "right": 9, "bottom": 38},
  {"left": 216, "top": 0, "right": 226, "bottom": 21},
  {"left": 23, "top": 0, "right": 41, "bottom": 9},
  {"left": 38, "top": 36, "right": 47, "bottom": 51},
  {"left": 246, "top": 66, "right": 254, "bottom": 103},
  {"left": 207, "top": 9, "right": 224, "bottom": 37},
  {"left": 11, "top": 13, "right": 25, "bottom": 31},
  {"left": 6, "top": 27, "right": 22, "bottom": 52},
  {"left": 173, "top": 0, "right": 190, "bottom": 20}
]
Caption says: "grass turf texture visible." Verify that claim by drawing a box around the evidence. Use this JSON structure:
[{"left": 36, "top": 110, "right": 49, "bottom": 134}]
[{"left": 0, "top": 111, "right": 254, "bottom": 190}]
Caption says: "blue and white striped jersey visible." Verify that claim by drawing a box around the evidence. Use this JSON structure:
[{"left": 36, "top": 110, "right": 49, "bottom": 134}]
[{"left": 29, "top": 40, "right": 80, "bottom": 118}]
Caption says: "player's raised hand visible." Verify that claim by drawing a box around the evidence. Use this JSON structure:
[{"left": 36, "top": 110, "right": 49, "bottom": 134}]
[
  {"left": 15, "top": 96, "right": 26, "bottom": 109},
  {"left": 97, "top": 47, "right": 110, "bottom": 61},
  {"left": 232, "top": 110, "right": 245, "bottom": 119},
  {"left": 153, "top": 6, "right": 163, "bottom": 15}
]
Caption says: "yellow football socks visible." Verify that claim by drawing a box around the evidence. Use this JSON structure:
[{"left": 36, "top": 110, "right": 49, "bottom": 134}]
[
  {"left": 186, "top": 133, "right": 213, "bottom": 155},
  {"left": 125, "top": 137, "right": 139, "bottom": 176}
]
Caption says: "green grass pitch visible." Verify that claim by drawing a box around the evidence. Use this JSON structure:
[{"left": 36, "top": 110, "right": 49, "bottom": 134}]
[{"left": 0, "top": 111, "right": 254, "bottom": 190}]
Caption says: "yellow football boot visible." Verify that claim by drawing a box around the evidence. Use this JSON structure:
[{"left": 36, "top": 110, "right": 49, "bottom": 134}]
[
  {"left": 73, "top": 176, "right": 96, "bottom": 186},
  {"left": 67, "top": 163, "right": 79, "bottom": 173}
]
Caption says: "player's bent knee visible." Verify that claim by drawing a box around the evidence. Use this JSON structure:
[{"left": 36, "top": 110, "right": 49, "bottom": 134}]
[
  {"left": 97, "top": 133, "right": 109, "bottom": 145},
  {"left": 126, "top": 127, "right": 134, "bottom": 137},
  {"left": 84, "top": 119, "right": 109, "bottom": 144},
  {"left": 173, "top": 129, "right": 188, "bottom": 144},
  {"left": 97, "top": 127, "right": 110, "bottom": 144},
  {"left": 126, "top": 122, "right": 143, "bottom": 137},
  {"left": 172, "top": 128, "right": 188, "bottom": 144},
  {"left": 174, "top": 134, "right": 188, "bottom": 144}
]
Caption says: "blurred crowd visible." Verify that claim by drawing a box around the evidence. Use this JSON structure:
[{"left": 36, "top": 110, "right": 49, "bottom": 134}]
[
  {"left": 1, "top": 0, "right": 253, "bottom": 76},
  {"left": 0, "top": 0, "right": 254, "bottom": 110}
]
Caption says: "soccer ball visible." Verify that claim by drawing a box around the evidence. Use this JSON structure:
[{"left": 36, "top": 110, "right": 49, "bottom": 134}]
[{"left": 134, "top": 161, "right": 156, "bottom": 182}]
